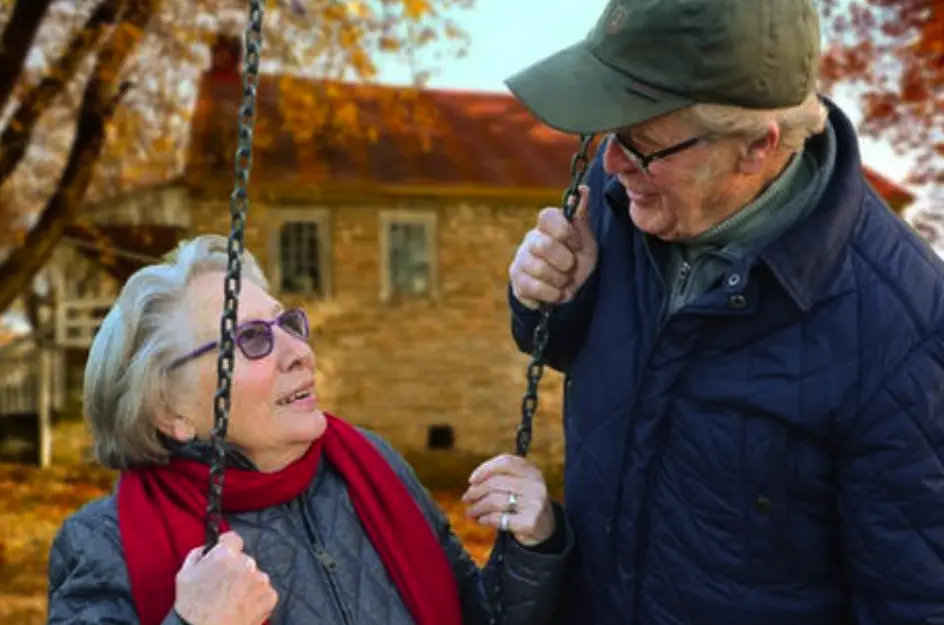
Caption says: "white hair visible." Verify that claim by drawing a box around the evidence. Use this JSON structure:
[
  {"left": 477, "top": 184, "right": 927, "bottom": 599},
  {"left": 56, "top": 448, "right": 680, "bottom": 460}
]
[
  {"left": 83, "top": 234, "right": 268, "bottom": 469},
  {"left": 686, "top": 90, "right": 828, "bottom": 153}
]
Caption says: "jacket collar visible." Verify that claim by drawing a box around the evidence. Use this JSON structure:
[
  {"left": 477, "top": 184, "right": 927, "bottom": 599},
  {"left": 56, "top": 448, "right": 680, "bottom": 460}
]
[
  {"left": 756, "top": 98, "right": 866, "bottom": 311},
  {"left": 604, "top": 97, "right": 869, "bottom": 312}
]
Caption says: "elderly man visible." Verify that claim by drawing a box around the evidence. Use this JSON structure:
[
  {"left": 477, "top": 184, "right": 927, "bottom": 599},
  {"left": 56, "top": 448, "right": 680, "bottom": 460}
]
[{"left": 504, "top": 0, "right": 944, "bottom": 623}]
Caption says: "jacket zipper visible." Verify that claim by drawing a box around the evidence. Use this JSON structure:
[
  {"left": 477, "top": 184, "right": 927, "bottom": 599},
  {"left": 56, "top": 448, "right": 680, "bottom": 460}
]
[
  {"left": 676, "top": 261, "right": 691, "bottom": 291},
  {"left": 671, "top": 260, "right": 692, "bottom": 314},
  {"left": 606, "top": 243, "right": 672, "bottom": 583},
  {"left": 617, "top": 246, "right": 699, "bottom": 620},
  {"left": 300, "top": 505, "right": 354, "bottom": 625}
]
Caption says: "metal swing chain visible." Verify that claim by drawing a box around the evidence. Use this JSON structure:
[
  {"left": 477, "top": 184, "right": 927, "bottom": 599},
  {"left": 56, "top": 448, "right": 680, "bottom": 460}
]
[
  {"left": 488, "top": 132, "right": 595, "bottom": 625},
  {"left": 198, "top": 0, "right": 593, "bottom": 610},
  {"left": 204, "top": 0, "right": 266, "bottom": 551}
]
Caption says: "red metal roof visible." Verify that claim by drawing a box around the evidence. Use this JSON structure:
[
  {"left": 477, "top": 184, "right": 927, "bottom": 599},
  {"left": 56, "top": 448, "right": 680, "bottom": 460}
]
[
  {"left": 185, "top": 70, "right": 914, "bottom": 208},
  {"left": 186, "top": 73, "right": 591, "bottom": 192}
]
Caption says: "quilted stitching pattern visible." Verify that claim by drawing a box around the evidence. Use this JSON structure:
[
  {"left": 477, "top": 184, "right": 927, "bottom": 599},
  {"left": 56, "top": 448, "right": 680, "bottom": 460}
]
[
  {"left": 510, "top": 103, "right": 944, "bottom": 625},
  {"left": 47, "top": 431, "right": 573, "bottom": 624}
]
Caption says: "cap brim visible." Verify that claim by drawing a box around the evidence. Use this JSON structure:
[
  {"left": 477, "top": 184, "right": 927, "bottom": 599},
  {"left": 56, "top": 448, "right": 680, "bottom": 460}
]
[{"left": 504, "top": 42, "right": 693, "bottom": 135}]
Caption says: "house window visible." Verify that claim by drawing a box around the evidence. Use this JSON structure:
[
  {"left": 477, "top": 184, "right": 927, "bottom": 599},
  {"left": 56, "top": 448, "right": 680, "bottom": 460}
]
[
  {"left": 270, "top": 209, "right": 331, "bottom": 296},
  {"left": 380, "top": 211, "right": 436, "bottom": 301}
]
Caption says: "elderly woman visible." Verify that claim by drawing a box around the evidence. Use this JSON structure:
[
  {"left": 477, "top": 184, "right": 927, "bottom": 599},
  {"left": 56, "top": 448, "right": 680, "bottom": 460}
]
[{"left": 46, "top": 234, "right": 572, "bottom": 625}]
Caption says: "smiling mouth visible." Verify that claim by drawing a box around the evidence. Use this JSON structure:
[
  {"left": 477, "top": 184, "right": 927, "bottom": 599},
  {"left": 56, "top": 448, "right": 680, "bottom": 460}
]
[
  {"left": 617, "top": 176, "right": 657, "bottom": 199},
  {"left": 276, "top": 389, "right": 314, "bottom": 406},
  {"left": 627, "top": 190, "right": 659, "bottom": 203}
]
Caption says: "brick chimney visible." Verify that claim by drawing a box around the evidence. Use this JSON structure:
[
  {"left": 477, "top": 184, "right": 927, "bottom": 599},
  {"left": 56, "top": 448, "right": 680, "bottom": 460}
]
[{"left": 207, "top": 33, "right": 242, "bottom": 83}]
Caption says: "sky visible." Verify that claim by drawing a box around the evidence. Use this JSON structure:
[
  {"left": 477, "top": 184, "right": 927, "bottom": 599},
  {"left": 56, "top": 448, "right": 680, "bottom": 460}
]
[{"left": 375, "top": 0, "right": 916, "bottom": 190}]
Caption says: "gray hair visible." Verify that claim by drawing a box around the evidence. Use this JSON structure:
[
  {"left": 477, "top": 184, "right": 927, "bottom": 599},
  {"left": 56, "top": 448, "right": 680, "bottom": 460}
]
[
  {"left": 686, "top": 90, "right": 828, "bottom": 153},
  {"left": 83, "top": 234, "right": 268, "bottom": 469}
]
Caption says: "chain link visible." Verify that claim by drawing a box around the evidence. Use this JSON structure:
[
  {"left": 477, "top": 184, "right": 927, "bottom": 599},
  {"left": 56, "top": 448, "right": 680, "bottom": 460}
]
[
  {"left": 204, "top": 0, "right": 266, "bottom": 552},
  {"left": 488, "top": 133, "right": 595, "bottom": 625}
]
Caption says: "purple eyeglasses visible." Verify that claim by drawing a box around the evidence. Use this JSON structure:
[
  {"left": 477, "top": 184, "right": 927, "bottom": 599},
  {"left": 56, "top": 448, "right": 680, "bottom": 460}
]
[{"left": 168, "top": 308, "right": 310, "bottom": 371}]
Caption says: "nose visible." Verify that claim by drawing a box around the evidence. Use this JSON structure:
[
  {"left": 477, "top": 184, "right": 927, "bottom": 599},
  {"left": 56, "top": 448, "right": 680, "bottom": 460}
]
[
  {"left": 274, "top": 326, "right": 314, "bottom": 372},
  {"left": 602, "top": 135, "right": 642, "bottom": 176}
]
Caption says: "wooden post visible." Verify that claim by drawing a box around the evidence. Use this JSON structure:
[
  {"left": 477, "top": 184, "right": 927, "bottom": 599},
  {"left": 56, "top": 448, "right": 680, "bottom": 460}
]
[{"left": 38, "top": 345, "right": 52, "bottom": 467}]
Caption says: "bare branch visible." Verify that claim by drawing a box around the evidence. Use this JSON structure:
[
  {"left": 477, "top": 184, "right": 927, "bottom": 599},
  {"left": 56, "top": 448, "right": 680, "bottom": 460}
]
[
  {"left": 0, "top": 0, "right": 56, "bottom": 112},
  {"left": 0, "top": 0, "right": 123, "bottom": 189}
]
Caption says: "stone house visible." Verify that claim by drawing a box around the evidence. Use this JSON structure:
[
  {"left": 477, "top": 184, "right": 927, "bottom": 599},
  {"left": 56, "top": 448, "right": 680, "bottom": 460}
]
[{"left": 0, "top": 34, "right": 916, "bottom": 465}]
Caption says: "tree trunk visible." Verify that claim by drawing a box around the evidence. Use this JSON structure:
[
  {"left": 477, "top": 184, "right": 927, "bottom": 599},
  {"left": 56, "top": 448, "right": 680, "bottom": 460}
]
[
  {"left": 0, "top": 0, "right": 157, "bottom": 313},
  {"left": 0, "top": 0, "right": 123, "bottom": 188},
  {"left": 0, "top": 0, "right": 55, "bottom": 113}
]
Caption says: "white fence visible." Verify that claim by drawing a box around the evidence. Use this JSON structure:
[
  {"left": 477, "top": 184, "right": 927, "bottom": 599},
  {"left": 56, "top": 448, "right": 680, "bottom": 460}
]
[
  {"left": 0, "top": 337, "right": 62, "bottom": 467},
  {"left": 56, "top": 298, "right": 113, "bottom": 348},
  {"left": 0, "top": 337, "right": 40, "bottom": 415}
]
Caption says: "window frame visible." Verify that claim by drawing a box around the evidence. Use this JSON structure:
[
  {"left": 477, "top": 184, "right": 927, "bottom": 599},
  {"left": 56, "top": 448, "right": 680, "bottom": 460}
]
[
  {"left": 268, "top": 207, "right": 333, "bottom": 298},
  {"left": 378, "top": 209, "right": 438, "bottom": 302}
]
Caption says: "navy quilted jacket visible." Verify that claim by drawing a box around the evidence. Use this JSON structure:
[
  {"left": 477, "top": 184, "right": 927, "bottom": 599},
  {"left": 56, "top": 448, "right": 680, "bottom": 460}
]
[
  {"left": 510, "top": 101, "right": 944, "bottom": 624},
  {"left": 46, "top": 430, "right": 573, "bottom": 624}
]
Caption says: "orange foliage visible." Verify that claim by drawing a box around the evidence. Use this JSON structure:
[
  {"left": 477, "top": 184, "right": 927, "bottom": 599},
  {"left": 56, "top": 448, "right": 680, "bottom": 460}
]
[
  {"left": 186, "top": 76, "right": 589, "bottom": 194},
  {"left": 819, "top": 0, "right": 943, "bottom": 188}
]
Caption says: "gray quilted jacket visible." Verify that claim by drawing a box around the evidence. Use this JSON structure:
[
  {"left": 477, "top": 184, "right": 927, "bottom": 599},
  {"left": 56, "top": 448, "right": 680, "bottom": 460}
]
[{"left": 46, "top": 431, "right": 573, "bottom": 624}]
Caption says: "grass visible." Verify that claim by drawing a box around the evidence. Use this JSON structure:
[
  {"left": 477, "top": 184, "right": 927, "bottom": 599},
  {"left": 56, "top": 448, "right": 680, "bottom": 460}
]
[{"left": 0, "top": 416, "right": 564, "bottom": 625}]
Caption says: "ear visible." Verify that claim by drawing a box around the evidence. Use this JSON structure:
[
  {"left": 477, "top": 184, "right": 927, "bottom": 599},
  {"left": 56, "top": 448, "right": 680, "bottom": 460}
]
[
  {"left": 155, "top": 413, "right": 196, "bottom": 443},
  {"left": 737, "top": 120, "right": 781, "bottom": 174},
  {"left": 154, "top": 387, "right": 196, "bottom": 443}
]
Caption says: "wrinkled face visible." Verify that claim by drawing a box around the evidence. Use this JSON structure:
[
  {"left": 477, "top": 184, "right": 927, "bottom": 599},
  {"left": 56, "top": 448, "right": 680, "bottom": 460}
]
[
  {"left": 165, "top": 271, "right": 325, "bottom": 471},
  {"left": 602, "top": 110, "right": 747, "bottom": 241}
]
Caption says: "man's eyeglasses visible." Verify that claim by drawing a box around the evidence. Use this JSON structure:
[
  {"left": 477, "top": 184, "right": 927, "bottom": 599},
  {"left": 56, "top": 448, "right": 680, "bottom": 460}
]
[
  {"left": 168, "top": 308, "right": 310, "bottom": 371},
  {"left": 611, "top": 132, "right": 706, "bottom": 173}
]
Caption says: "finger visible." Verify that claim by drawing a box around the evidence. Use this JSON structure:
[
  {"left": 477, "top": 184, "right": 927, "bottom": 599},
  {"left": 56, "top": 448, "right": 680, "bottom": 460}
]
[
  {"left": 536, "top": 207, "right": 578, "bottom": 246},
  {"left": 255, "top": 580, "right": 279, "bottom": 620},
  {"left": 465, "top": 491, "right": 534, "bottom": 521},
  {"left": 570, "top": 185, "right": 595, "bottom": 249},
  {"left": 470, "top": 454, "right": 538, "bottom": 484},
  {"left": 249, "top": 572, "right": 278, "bottom": 620},
  {"left": 179, "top": 546, "right": 204, "bottom": 571},
  {"left": 518, "top": 252, "right": 572, "bottom": 289},
  {"left": 204, "top": 533, "right": 246, "bottom": 568},
  {"left": 245, "top": 554, "right": 257, "bottom": 572},
  {"left": 571, "top": 185, "right": 590, "bottom": 221},
  {"left": 218, "top": 530, "right": 244, "bottom": 554},
  {"left": 512, "top": 272, "right": 565, "bottom": 307},
  {"left": 461, "top": 474, "right": 541, "bottom": 505},
  {"left": 462, "top": 474, "right": 523, "bottom": 503},
  {"left": 528, "top": 231, "right": 577, "bottom": 273},
  {"left": 476, "top": 510, "right": 536, "bottom": 535}
]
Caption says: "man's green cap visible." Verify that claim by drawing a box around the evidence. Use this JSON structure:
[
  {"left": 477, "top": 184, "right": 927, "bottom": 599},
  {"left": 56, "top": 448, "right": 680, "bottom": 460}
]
[{"left": 505, "top": 0, "right": 821, "bottom": 134}]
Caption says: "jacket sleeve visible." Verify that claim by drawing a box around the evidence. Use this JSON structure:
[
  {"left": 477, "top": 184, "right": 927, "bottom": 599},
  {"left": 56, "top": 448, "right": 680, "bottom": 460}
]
[
  {"left": 362, "top": 431, "right": 574, "bottom": 625},
  {"left": 47, "top": 503, "right": 185, "bottom": 625},
  {"left": 508, "top": 148, "right": 608, "bottom": 374},
  {"left": 839, "top": 331, "right": 944, "bottom": 624}
]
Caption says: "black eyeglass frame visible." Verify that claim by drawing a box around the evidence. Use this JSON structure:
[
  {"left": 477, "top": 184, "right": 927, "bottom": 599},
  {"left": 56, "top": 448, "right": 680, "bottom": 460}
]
[{"left": 611, "top": 131, "right": 708, "bottom": 172}]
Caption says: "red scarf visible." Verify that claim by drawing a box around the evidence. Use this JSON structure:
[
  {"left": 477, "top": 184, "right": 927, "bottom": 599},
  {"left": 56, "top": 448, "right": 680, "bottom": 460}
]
[{"left": 117, "top": 413, "right": 462, "bottom": 625}]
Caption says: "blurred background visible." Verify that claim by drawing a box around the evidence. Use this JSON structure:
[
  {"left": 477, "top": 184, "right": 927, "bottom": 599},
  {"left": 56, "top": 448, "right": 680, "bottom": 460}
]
[{"left": 0, "top": 0, "right": 939, "bottom": 622}]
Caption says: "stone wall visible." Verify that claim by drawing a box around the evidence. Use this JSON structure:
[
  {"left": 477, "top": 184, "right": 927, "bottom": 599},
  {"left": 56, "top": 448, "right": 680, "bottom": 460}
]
[{"left": 188, "top": 196, "right": 566, "bottom": 464}]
